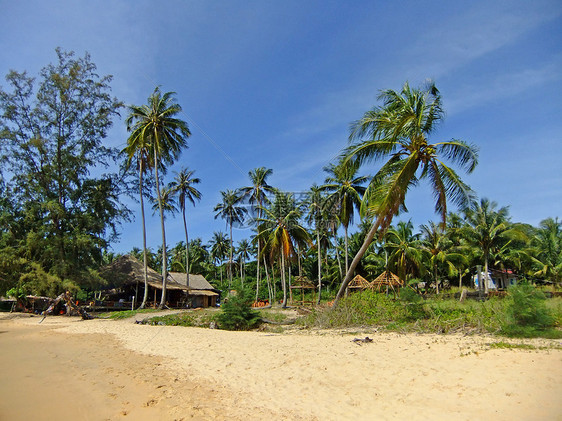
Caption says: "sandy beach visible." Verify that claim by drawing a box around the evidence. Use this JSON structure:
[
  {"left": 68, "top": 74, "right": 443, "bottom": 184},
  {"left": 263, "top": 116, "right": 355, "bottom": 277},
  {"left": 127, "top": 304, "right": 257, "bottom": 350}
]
[{"left": 1, "top": 312, "right": 561, "bottom": 421}]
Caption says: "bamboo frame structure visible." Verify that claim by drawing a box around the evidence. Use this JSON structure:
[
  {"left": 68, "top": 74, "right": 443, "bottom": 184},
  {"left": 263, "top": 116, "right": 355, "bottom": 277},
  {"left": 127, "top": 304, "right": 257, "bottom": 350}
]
[{"left": 289, "top": 276, "right": 316, "bottom": 306}]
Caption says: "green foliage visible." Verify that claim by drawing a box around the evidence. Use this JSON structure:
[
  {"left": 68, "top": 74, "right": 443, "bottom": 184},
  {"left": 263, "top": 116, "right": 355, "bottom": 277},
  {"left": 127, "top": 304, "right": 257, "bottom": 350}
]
[
  {"left": 0, "top": 48, "right": 128, "bottom": 293},
  {"left": 216, "top": 288, "right": 262, "bottom": 330},
  {"left": 501, "top": 283, "right": 559, "bottom": 338},
  {"left": 144, "top": 311, "right": 216, "bottom": 327},
  {"left": 300, "top": 290, "right": 509, "bottom": 334},
  {"left": 101, "top": 308, "right": 159, "bottom": 320},
  {"left": 399, "top": 287, "right": 427, "bottom": 320}
]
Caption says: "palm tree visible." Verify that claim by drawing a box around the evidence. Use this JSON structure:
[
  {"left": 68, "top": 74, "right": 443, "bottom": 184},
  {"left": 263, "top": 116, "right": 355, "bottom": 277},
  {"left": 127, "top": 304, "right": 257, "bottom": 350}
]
[
  {"left": 305, "top": 184, "right": 328, "bottom": 304},
  {"left": 151, "top": 186, "right": 177, "bottom": 217},
  {"left": 122, "top": 127, "right": 153, "bottom": 308},
  {"left": 258, "top": 192, "right": 311, "bottom": 308},
  {"left": 420, "top": 221, "right": 466, "bottom": 293},
  {"left": 125, "top": 87, "right": 190, "bottom": 308},
  {"left": 383, "top": 221, "right": 424, "bottom": 284},
  {"left": 209, "top": 231, "right": 229, "bottom": 285},
  {"left": 214, "top": 190, "right": 247, "bottom": 288},
  {"left": 238, "top": 167, "right": 275, "bottom": 301},
  {"left": 237, "top": 239, "right": 252, "bottom": 287},
  {"left": 169, "top": 168, "right": 201, "bottom": 287},
  {"left": 528, "top": 217, "right": 562, "bottom": 287},
  {"left": 334, "top": 81, "right": 478, "bottom": 304},
  {"left": 322, "top": 160, "right": 367, "bottom": 276},
  {"left": 462, "top": 198, "right": 512, "bottom": 293}
]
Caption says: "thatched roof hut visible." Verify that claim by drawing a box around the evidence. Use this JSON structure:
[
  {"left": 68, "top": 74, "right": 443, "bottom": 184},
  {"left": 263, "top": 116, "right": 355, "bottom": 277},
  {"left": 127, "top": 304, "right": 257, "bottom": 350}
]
[
  {"left": 347, "top": 274, "right": 371, "bottom": 290},
  {"left": 168, "top": 272, "right": 220, "bottom": 307},
  {"left": 371, "top": 271, "right": 404, "bottom": 294}
]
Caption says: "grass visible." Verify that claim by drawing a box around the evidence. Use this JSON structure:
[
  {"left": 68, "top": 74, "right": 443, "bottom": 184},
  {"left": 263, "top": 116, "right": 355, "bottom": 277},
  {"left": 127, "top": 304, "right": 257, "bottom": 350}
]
[
  {"left": 298, "top": 289, "right": 562, "bottom": 338},
  {"left": 140, "top": 308, "right": 218, "bottom": 327},
  {"left": 100, "top": 286, "right": 562, "bottom": 340},
  {"left": 99, "top": 308, "right": 159, "bottom": 320},
  {"left": 487, "top": 341, "right": 562, "bottom": 351}
]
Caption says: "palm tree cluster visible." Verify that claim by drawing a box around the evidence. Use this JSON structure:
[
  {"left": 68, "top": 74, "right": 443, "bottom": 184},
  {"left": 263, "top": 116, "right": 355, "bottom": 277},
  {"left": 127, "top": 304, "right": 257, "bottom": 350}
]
[{"left": 122, "top": 83, "right": 560, "bottom": 309}]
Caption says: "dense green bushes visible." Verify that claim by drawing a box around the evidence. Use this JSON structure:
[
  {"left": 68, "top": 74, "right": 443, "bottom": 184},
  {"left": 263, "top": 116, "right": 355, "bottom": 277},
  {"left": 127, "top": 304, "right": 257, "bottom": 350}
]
[
  {"left": 501, "top": 283, "right": 559, "bottom": 338},
  {"left": 300, "top": 286, "right": 561, "bottom": 338},
  {"left": 216, "top": 288, "right": 262, "bottom": 330}
]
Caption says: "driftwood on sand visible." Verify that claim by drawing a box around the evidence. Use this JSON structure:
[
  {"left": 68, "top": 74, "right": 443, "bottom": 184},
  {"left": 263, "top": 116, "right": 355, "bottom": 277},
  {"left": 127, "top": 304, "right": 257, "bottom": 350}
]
[{"left": 40, "top": 292, "right": 94, "bottom": 322}]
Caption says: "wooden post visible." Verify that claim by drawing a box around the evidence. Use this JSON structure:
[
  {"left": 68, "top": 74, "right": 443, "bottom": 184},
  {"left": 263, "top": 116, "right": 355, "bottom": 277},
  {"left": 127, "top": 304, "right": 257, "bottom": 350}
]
[{"left": 477, "top": 265, "right": 483, "bottom": 300}]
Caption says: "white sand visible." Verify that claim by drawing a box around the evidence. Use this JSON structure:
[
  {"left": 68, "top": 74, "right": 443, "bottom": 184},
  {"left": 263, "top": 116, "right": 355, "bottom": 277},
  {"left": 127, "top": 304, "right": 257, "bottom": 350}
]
[{"left": 2, "top": 312, "right": 561, "bottom": 420}]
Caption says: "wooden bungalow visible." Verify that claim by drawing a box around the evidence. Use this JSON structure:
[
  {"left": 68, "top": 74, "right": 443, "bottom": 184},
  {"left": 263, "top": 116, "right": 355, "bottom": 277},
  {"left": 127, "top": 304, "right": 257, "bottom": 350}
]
[
  {"left": 167, "top": 272, "right": 220, "bottom": 308},
  {"left": 98, "top": 255, "right": 215, "bottom": 308},
  {"left": 290, "top": 276, "right": 316, "bottom": 306}
]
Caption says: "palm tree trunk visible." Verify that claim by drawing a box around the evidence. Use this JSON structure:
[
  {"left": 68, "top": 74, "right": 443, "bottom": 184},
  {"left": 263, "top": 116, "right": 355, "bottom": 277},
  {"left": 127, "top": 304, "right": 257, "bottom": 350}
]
[
  {"left": 281, "top": 253, "right": 287, "bottom": 308},
  {"left": 334, "top": 219, "right": 381, "bottom": 306},
  {"left": 263, "top": 255, "right": 272, "bottom": 304},
  {"left": 256, "top": 240, "right": 261, "bottom": 301},
  {"left": 434, "top": 264, "right": 439, "bottom": 294},
  {"left": 344, "top": 225, "right": 349, "bottom": 275},
  {"left": 139, "top": 163, "right": 149, "bottom": 309},
  {"left": 316, "top": 228, "right": 322, "bottom": 305},
  {"left": 484, "top": 252, "right": 489, "bottom": 294},
  {"left": 333, "top": 229, "right": 343, "bottom": 280},
  {"left": 154, "top": 148, "right": 168, "bottom": 309},
  {"left": 229, "top": 223, "right": 233, "bottom": 289},
  {"left": 182, "top": 206, "right": 190, "bottom": 287}
]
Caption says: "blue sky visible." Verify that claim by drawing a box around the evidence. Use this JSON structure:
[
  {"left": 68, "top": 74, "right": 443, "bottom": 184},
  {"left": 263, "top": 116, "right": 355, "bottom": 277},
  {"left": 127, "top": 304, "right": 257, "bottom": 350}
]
[{"left": 1, "top": 0, "right": 561, "bottom": 253}]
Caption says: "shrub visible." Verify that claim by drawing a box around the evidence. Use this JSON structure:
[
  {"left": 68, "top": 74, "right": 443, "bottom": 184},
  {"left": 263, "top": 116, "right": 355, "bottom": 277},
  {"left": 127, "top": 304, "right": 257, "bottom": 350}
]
[
  {"left": 216, "top": 288, "right": 262, "bottom": 331},
  {"left": 501, "top": 283, "right": 559, "bottom": 338}
]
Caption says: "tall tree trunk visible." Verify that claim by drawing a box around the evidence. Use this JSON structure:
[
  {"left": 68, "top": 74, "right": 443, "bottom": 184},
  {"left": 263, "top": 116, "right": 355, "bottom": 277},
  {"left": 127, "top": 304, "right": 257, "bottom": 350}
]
[
  {"left": 182, "top": 206, "right": 190, "bottom": 287},
  {"left": 256, "top": 239, "right": 261, "bottom": 301},
  {"left": 155, "top": 147, "right": 168, "bottom": 309},
  {"left": 139, "top": 162, "right": 149, "bottom": 308},
  {"left": 228, "top": 223, "right": 233, "bottom": 288},
  {"left": 484, "top": 252, "right": 489, "bottom": 294},
  {"left": 434, "top": 264, "right": 439, "bottom": 295},
  {"left": 281, "top": 253, "right": 287, "bottom": 308},
  {"left": 334, "top": 219, "right": 382, "bottom": 306},
  {"left": 344, "top": 225, "right": 349, "bottom": 275},
  {"left": 263, "top": 255, "right": 272, "bottom": 303},
  {"left": 333, "top": 228, "right": 343, "bottom": 280},
  {"left": 316, "top": 228, "right": 322, "bottom": 305}
]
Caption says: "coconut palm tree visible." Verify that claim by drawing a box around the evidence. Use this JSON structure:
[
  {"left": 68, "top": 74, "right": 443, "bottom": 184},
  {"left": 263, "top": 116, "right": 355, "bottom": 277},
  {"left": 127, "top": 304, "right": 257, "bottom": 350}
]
[
  {"left": 305, "top": 184, "right": 328, "bottom": 304},
  {"left": 258, "top": 192, "right": 311, "bottom": 308},
  {"left": 151, "top": 186, "right": 177, "bottom": 217},
  {"left": 122, "top": 131, "right": 153, "bottom": 308},
  {"left": 383, "top": 221, "right": 424, "bottom": 284},
  {"left": 420, "top": 221, "right": 466, "bottom": 293},
  {"left": 528, "top": 217, "right": 562, "bottom": 287},
  {"left": 334, "top": 81, "right": 478, "bottom": 304},
  {"left": 462, "top": 198, "right": 512, "bottom": 293},
  {"left": 238, "top": 167, "right": 276, "bottom": 300},
  {"left": 214, "top": 190, "right": 247, "bottom": 288},
  {"left": 169, "top": 168, "right": 201, "bottom": 287},
  {"left": 237, "top": 239, "right": 252, "bottom": 287},
  {"left": 322, "top": 160, "right": 367, "bottom": 276},
  {"left": 209, "top": 231, "right": 229, "bottom": 285},
  {"left": 125, "top": 87, "right": 190, "bottom": 308}
]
